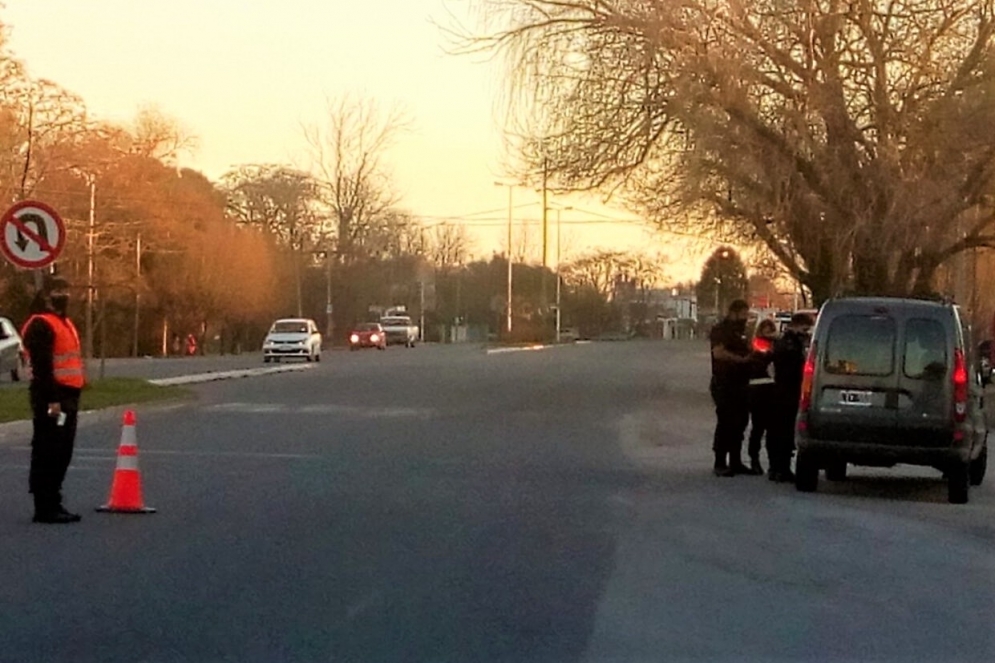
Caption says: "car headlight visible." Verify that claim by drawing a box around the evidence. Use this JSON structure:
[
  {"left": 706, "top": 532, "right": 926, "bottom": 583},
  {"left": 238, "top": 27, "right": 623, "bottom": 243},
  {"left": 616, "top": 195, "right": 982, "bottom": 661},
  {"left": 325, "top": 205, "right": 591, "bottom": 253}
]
[
  {"left": 350, "top": 334, "right": 360, "bottom": 343},
  {"left": 370, "top": 334, "right": 380, "bottom": 342}
]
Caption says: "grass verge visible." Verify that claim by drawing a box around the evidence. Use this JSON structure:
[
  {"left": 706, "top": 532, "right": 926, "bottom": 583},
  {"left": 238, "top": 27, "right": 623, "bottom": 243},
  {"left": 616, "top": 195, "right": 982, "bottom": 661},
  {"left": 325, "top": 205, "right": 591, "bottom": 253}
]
[{"left": 0, "top": 378, "right": 192, "bottom": 424}]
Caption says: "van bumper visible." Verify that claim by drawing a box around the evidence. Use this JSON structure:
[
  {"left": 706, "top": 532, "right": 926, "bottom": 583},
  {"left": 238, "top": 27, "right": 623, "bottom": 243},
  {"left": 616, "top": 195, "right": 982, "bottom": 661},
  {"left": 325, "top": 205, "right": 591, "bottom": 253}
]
[{"left": 797, "top": 437, "right": 970, "bottom": 467}]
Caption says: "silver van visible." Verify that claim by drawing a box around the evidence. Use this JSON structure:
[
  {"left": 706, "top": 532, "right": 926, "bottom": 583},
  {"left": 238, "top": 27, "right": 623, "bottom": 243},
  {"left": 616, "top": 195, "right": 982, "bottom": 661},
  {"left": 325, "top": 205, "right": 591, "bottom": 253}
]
[{"left": 795, "top": 297, "right": 988, "bottom": 503}]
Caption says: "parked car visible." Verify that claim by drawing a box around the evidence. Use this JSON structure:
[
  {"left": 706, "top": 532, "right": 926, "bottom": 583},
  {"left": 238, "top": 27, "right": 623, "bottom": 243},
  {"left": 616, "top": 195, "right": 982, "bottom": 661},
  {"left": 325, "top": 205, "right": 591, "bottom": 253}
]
[
  {"left": 380, "top": 315, "right": 418, "bottom": 347},
  {"left": 794, "top": 297, "right": 988, "bottom": 503},
  {"left": 979, "top": 340, "right": 992, "bottom": 386},
  {"left": 349, "top": 322, "right": 387, "bottom": 351},
  {"left": 0, "top": 316, "right": 25, "bottom": 381},
  {"left": 262, "top": 318, "right": 322, "bottom": 362}
]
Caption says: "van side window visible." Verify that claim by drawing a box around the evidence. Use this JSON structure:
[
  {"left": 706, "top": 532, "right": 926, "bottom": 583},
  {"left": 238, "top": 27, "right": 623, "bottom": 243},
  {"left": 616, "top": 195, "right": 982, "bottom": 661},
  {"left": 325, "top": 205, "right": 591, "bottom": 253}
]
[
  {"left": 904, "top": 318, "right": 947, "bottom": 380},
  {"left": 824, "top": 315, "right": 895, "bottom": 376}
]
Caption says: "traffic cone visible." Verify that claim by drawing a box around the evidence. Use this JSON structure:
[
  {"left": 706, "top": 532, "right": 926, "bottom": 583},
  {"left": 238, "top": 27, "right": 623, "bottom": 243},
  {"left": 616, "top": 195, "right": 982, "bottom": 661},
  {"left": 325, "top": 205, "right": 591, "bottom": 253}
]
[{"left": 96, "top": 410, "right": 156, "bottom": 514}]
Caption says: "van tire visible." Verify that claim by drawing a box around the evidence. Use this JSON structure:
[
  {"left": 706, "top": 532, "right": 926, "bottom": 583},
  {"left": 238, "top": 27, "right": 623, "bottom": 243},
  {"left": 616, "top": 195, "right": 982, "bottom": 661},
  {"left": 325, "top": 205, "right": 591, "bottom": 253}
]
[
  {"left": 795, "top": 452, "right": 819, "bottom": 492},
  {"left": 825, "top": 462, "right": 847, "bottom": 482},
  {"left": 969, "top": 445, "right": 987, "bottom": 487},
  {"left": 948, "top": 463, "right": 970, "bottom": 504}
]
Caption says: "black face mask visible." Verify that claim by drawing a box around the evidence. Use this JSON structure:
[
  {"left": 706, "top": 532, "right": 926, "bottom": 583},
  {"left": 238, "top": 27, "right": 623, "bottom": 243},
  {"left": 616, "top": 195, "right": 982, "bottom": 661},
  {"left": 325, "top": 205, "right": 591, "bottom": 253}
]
[{"left": 50, "top": 294, "right": 69, "bottom": 315}]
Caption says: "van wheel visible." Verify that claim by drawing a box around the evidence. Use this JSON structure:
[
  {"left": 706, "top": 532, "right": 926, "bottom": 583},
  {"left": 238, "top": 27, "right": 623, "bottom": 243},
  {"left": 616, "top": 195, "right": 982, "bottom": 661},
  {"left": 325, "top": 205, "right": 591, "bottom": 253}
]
[
  {"left": 969, "top": 446, "right": 987, "bottom": 487},
  {"left": 315, "top": 352, "right": 321, "bottom": 362},
  {"left": 825, "top": 462, "right": 847, "bottom": 482},
  {"left": 948, "top": 463, "right": 970, "bottom": 504},
  {"left": 795, "top": 452, "right": 819, "bottom": 493},
  {"left": 264, "top": 357, "right": 271, "bottom": 364}
]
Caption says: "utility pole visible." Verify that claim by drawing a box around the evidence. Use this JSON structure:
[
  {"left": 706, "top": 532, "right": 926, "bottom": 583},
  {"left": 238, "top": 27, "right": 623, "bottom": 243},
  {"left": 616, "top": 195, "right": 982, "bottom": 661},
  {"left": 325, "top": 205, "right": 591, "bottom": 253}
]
[
  {"left": 540, "top": 157, "right": 549, "bottom": 323},
  {"left": 133, "top": 233, "right": 141, "bottom": 357},
  {"left": 85, "top": 175, "right": 96, "bottom": 360},
  {"left": 494, "top": 181, "right": 514, "bottom": 335},
  {"left": 556, "top": 206, "right": 572, "bottom": 343},
  {"left": 419, "top": 280, "right": 426, "bottom": 342},
  {"left": 326, "top": 251, "right": 333, "bottom": 340}
]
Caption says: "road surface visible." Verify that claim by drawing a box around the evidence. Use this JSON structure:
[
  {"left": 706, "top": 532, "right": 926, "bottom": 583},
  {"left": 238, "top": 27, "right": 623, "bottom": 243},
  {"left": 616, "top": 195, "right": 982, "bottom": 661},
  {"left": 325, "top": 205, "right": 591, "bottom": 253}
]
[{"left": 0, "top": 341, "right": 992, "bottom": 662}]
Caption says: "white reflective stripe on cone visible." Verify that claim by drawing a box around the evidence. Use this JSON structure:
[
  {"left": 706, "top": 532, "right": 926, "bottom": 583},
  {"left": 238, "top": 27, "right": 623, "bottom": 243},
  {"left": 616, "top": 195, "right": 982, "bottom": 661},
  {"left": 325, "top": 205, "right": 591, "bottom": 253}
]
[
  {"left": 119, "top": 426, "right": 137, "bottom": 447},
  {"left": 749, "top": 378, "right": 775, "bottom": 386},
  {"left": 116, "top": 455, "right": 140, "bottom": 471}
]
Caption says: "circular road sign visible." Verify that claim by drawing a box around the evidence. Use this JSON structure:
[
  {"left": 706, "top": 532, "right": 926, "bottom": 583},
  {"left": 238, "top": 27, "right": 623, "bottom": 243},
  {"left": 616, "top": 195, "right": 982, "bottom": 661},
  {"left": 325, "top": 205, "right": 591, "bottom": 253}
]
[{"left": 0, "top": 200, "right": 66, "bottom": 269}]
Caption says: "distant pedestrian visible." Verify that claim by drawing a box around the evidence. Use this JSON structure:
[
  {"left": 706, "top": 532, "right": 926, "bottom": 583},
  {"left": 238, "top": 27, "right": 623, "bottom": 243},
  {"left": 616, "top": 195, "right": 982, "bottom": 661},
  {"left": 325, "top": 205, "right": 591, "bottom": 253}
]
[
  {"left": 746, "top": 318, "right": 778, "bottom": 475},
  {"left": 709, "top": 299, "right": 753, "bottom": 477},
  {"left": 21, "top": 277, "right": 85, "bottom": 524},
  {"left": 768, "top": 312, "right": 816, "bottom": 482}
]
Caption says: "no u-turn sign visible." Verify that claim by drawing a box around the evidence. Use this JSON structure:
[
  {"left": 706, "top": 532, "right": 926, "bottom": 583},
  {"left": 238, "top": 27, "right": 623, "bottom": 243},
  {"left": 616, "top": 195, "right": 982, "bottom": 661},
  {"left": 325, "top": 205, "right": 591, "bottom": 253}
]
[{"left": 0, "top": 200, "right": 66, "bottom": 269}]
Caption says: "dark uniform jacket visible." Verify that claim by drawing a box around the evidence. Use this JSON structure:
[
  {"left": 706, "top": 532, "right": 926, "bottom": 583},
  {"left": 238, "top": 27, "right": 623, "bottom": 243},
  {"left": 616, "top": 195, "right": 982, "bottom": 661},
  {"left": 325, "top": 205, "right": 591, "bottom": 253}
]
[
  {"left": 710, "top": 318, "right": 751, "bottom": 391},
  {"left": 773, "top": 329, "right": 809, "bottom": 405}
]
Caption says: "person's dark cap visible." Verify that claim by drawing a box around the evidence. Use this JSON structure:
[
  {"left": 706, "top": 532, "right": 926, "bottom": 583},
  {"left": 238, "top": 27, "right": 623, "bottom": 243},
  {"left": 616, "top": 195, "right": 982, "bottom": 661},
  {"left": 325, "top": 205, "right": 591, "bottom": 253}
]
[
  {"left": 791, "top": 312, "right": 815, "bottom": 326},
  {"left": 728, "top": 299, "right": 750, "bottom": 314}
]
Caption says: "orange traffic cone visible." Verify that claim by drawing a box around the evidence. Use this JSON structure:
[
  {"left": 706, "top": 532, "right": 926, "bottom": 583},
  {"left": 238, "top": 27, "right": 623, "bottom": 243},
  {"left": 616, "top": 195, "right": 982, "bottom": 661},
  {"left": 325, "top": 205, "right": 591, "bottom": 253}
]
[{"left": 96, "top": 410, "right": 156, "bottom": 514}]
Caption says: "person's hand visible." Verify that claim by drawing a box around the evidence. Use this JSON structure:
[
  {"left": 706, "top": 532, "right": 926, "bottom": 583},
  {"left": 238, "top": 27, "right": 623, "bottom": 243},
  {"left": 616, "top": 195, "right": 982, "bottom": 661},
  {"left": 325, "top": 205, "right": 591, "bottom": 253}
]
[{"left": 47, "top": 402, "right": 62, "bottom": 418}]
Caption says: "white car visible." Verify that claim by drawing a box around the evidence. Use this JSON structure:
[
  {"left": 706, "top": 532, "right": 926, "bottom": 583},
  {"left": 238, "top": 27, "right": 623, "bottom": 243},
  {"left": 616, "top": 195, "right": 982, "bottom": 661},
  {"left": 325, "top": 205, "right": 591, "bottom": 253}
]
[
  {"left": 262, "top": 318, "right": 322, "bottom": 363},
  {"left": 0, "top": 316, "right": 25, "bottom": 381}
]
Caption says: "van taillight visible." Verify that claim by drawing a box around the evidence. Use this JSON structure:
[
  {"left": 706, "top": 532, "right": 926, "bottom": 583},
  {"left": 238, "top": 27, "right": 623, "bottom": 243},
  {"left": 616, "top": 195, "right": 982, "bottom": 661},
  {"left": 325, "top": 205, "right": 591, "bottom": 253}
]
[
  {"left": 799, "top": 341, "right": 817, "bottom": 414},
  {"left": 953, "top": 348, "right": 968, "bottom": 422}
]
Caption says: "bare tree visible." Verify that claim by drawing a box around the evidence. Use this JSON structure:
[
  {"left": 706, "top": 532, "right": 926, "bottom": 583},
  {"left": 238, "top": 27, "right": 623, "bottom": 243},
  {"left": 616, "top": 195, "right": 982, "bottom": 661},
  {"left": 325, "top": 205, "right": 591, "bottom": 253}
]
[
  {"left": 222, "top": 164, "right": 324, "bottom": 315},
  {"left": 457, "top": 0, "right": 995, "bottom": 302},
  {"left": 304, "top": 95, "right": 411, "bottom": 262},
  {"left": 429, "top": 222, "right": 472, "bottom": 270}
]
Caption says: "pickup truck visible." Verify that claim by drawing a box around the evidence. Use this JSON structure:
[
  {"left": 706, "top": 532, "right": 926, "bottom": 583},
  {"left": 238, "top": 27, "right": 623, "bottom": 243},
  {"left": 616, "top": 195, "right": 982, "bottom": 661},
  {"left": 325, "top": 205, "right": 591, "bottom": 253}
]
[{"left": 380, "top": 315, "right": 419, "bottom": 347}]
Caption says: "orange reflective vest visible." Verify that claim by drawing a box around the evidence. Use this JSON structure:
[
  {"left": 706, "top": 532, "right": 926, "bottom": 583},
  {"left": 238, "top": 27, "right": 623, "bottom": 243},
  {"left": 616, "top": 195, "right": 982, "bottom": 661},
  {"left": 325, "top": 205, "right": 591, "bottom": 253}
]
[{"left": 21, "top": 313, "right": 86, "bottom": 389}]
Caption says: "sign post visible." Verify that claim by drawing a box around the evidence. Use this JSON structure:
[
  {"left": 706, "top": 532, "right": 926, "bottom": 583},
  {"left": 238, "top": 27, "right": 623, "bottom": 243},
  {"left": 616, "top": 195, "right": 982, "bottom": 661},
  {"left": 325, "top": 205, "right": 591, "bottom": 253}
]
[{"left": 0, "top": 200, "right": 67, "bottom": 281}]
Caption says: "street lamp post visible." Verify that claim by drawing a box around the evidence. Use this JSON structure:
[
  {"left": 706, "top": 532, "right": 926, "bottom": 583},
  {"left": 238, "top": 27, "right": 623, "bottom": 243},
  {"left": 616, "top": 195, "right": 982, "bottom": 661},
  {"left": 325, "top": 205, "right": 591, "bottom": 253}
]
[
  {"left": 494, "top": 181, "right": 514, "bottom": 334},
  {"left": 555, "top": 206, "right": 572, "bottom": 343},
  {"left": 85, "top": 174, "right": 96, "bottom": 359}
]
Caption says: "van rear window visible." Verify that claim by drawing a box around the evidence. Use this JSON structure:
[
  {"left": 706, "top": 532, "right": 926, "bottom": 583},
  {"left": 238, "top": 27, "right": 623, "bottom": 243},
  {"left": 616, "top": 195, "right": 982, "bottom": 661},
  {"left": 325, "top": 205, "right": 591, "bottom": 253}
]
[
  {"left": 824, "top": 315, "right": 895, "bottom": 376},
  {"left": 904, "top": 318, "right": 948, "bottom": 380}
]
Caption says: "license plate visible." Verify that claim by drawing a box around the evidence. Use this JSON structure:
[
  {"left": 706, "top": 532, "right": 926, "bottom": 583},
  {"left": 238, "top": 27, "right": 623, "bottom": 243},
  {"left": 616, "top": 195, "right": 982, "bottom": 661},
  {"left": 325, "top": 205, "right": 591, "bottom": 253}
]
[{"left": 840, "top": 390, "right": 873, "bottom": 407}]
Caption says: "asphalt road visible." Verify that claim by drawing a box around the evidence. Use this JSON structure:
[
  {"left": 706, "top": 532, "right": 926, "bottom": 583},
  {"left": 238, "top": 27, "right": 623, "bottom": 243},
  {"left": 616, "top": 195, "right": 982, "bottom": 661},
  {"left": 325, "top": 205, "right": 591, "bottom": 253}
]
[{"left": 0, "top": 341, "right": 992, "bottom": 663}]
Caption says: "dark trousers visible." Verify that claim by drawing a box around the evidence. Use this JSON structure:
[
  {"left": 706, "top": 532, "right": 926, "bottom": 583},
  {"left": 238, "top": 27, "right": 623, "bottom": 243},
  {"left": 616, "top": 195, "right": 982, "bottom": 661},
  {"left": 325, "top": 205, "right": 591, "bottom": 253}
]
[
  {"left": 748, "top": 384, "right": 776, "bottom": 460},
  {"left": 711, "top": 382, "right": 749, "bottom": 466},
  {"left": 767, "top": 395, "right": 799, "bottom": 473},
  {"left": 29, "top": 404, "right": 79, "bottom": 515}
]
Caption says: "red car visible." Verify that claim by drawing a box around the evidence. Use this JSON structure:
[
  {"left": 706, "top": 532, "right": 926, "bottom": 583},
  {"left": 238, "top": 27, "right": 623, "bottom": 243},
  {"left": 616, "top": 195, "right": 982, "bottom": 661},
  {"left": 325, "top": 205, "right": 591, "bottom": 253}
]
[{"left": 349, "top": 322, "right": 387, "bottom": 351}]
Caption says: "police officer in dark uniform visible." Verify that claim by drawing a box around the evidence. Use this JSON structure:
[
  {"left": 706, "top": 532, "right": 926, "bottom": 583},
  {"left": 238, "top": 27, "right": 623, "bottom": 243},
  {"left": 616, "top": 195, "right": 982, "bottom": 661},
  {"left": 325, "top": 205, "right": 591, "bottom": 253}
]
[
  {"left": 709, "top": 300, "right": 753, "bottom": 476},
  {"left": 768, "top": 312, "right": 815, "bottom": 482},
  {"left": 746, "top": 318, "right": 778, "bottom": 475}
]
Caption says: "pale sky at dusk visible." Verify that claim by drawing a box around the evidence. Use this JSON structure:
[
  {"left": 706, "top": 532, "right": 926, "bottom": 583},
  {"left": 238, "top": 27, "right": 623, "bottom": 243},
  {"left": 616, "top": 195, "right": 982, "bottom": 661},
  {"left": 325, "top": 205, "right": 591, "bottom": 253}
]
[{"left": 3, "top": 0, "right": 712, "bottom": 281}]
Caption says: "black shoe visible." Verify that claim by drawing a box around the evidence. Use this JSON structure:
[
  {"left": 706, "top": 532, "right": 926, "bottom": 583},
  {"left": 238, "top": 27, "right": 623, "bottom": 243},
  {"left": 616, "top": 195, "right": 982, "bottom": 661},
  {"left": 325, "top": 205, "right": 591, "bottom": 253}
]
[
  {"left": 713, "top": 466, "right": 735, "bottom": 477},
  {"left": 779, "top": 469, "right": 796, "bottom": 483},
  {"left": 57, "top": 507, "right": 82, "bottom": 522},
  {"left": 33, "top": 511, "right": 81, "bottom": 524},
  {"left": 768, "top": 470, "right": 782, "bottom": 482}
]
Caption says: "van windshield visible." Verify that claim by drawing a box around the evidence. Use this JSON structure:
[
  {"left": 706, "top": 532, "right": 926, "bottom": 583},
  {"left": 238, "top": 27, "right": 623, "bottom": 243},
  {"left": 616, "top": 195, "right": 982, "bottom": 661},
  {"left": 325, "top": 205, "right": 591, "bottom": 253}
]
[
  {"left": 904, "top": 318, "right": 948, "bottom": 380},
  {"left": 824, "top": 315, "right": 895, "bottom": 376}
]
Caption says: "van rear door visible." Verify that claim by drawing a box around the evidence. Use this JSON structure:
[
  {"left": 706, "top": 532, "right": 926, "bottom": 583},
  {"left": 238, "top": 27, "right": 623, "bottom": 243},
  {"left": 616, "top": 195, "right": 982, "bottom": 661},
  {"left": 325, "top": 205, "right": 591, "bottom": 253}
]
[
  {"left": 809, "top": 311, "right": 898, "bottom": 443},
  {"left": 894, "top": 316, "right": 955, "bottom": 446}
]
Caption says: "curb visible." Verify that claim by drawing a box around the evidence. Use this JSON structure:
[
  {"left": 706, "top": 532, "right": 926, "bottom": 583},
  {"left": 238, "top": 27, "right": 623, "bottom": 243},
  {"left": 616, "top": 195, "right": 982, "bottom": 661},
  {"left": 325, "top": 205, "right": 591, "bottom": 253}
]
[{"left": 148, "top": 363, "right": 313, "bottom": 386}]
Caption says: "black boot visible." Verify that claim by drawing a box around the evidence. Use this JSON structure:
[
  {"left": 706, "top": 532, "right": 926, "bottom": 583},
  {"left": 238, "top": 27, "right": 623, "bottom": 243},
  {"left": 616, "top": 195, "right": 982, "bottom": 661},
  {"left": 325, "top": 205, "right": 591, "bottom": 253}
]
[
  {"left": 713, "top": 452, "right": 734, "bottom": 477},
  {"left": 749, "top": 455, "right": 765, "bottom": 476},
  {"left": 729, "top": 456, "right": 751, "bottom": 475}
]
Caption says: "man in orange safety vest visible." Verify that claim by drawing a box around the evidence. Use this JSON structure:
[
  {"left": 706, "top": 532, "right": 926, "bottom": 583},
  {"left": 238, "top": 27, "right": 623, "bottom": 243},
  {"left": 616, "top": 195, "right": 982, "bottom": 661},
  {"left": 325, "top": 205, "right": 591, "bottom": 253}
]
[{"left": 21, "top": 276, "right": 85, "bottom": 524}]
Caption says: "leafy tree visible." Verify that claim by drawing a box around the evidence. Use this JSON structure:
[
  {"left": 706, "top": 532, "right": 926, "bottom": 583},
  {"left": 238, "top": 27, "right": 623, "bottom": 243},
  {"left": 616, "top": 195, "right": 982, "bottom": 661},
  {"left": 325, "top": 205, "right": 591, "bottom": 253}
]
[{"left": 696, "top": 247, "right": 750, "bottom": 316}]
